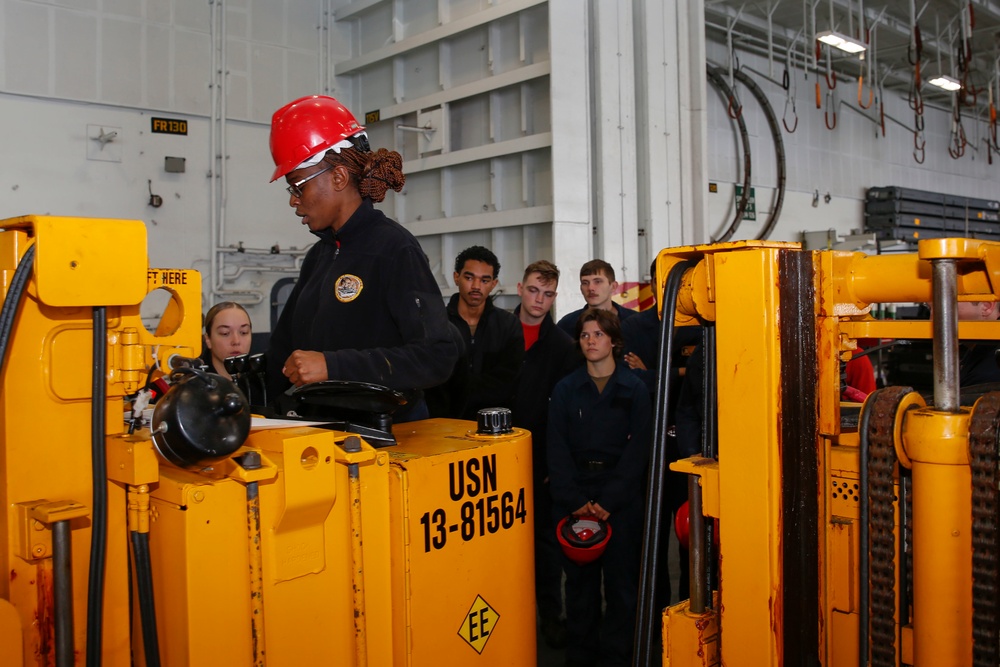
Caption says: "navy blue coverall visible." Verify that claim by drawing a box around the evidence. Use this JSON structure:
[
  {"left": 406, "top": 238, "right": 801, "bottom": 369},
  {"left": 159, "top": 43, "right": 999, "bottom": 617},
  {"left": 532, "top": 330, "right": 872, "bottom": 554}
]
[{"left": 547, "top": 363, "right": 652, "bottom": 667}]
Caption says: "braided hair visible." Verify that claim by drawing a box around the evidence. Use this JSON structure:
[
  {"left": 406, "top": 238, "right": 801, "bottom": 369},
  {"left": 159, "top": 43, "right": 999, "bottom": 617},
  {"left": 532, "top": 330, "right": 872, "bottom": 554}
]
[{"left": 321, "top": 137, "right": 405, "bottom": 203}]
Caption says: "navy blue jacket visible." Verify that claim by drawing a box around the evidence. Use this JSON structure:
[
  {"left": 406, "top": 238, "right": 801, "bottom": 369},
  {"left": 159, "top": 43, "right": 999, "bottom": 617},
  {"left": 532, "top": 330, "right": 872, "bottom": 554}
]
[
  {"left": 266, "top": 199, "right": 459, "bottom": 402},
  {"left": 960, "top": 342, "right": 1000, "bottom": 386},
  {"left": 557, "top": 301, "right": 636, "bottom": 338},
  {"left": 426, "top": 294, "right": 524, "bottom": 420},
  {"left": 510, "top": 307, "right": 579, "bottom": 478},
  {"left": 621, "top": 307, "right": 660, "bottom": 394},
  {"left": 546, "top": 362, "right": 652, "bottom": 515}
]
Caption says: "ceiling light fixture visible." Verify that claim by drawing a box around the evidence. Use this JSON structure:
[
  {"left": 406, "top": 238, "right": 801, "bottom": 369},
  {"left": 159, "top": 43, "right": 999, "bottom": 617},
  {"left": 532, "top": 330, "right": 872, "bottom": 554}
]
[
  {"left": 816, "top": 30, "right": 867, "bottom": 54},
  {"left": 927, "top": 74, "right": 962, "bottom": 92}
]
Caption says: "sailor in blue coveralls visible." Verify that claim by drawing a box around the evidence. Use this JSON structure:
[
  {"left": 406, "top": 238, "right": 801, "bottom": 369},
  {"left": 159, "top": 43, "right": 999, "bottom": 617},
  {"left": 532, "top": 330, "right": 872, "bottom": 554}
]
[{"left": 547, "top": 308, "right": 652, "bottom": 667}]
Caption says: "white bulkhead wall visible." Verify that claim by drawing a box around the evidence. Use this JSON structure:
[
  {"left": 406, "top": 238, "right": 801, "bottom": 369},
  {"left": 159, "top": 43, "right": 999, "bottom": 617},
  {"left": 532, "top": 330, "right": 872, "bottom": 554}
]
[
  {"left": 330, "top": 0, "right": 709, "bottom": 317},
  {"left": 0, "top": 0, "right": 326, "bottom": 334}
]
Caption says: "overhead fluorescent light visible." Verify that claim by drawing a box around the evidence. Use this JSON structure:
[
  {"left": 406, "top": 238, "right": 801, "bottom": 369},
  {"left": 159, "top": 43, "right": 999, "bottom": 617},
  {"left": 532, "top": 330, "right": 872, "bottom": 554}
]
[
  {"left": 816, "top": 30, "right": 867, "bottom": 54},
  {"left": 928, "top": 74, "right": 962, "bottom": 92}
]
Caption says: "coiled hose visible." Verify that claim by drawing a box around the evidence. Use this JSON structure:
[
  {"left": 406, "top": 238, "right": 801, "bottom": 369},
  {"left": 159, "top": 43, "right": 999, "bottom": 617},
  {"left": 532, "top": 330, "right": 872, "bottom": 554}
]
[
  {"left": 706, "top": 67, "right": 752, "bottom": 243},
  {"left": 730, "top": 68, "right": 788, "bottom": 241},
  {"left": 633, "top": 260, "right": 696, "bottom": 666}
]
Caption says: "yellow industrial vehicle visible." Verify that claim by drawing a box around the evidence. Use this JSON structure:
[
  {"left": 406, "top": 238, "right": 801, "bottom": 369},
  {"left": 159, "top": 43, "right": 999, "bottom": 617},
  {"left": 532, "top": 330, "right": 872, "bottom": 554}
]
[
  {"left": 647, "top": 239, "right": 1000, "bottom": 667},
  {"left": 0, "top": 215, "right": 535, "bottom": 666},
  {"left": 7, "top": 214, "right": 998, "bottom": 667}
]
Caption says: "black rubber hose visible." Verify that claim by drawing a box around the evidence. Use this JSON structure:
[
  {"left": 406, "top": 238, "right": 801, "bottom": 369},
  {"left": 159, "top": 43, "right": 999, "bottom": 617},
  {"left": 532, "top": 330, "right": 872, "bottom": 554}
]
[
  {"left": 701, "top": 325, "right": 718, "bottom": 460},
  {"left": 707, "top": 66, "right": 752, "bottom": 243},
  {"left": 86, "top": 307, "right": 107, "bottom": 667},
  {"left": 633, "top": 259, "right": 696, "bottom": 667},
  {"left": 701, "top": 324, "right": 718, "bottom": 595},
  {"left": 731, "top": 68, "right": 788, "bottom": 241},
  {"left": 0, "top": 244, "right": 36, "bottom": 377},
  {"left": 130, "top": 531, "right": 161, "bottom": 667}
]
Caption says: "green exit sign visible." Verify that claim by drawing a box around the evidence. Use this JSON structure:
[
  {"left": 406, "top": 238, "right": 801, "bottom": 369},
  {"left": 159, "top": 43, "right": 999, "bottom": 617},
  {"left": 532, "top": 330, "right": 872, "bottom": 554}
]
[{"left": 735, "top": 185, "right": 757, "bottom": 221}]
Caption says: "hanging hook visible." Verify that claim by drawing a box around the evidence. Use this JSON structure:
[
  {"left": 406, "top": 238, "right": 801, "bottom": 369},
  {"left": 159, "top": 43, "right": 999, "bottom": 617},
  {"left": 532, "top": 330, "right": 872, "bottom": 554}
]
[
  {"left": 876, "top": 65, "right": 893, "bottom": 138},
  {"left": 780, "top": 30, "right": 799, "bottom": 131},
  {"left": 908, "top": 57, "right": 924, "bottom": 116},
  {"left": 858, "top": 75, "right": 874, "bottom": 109},
  {"left": 783, "top": 95, "right": 799, "bottom": 133},
  {"left": 948, "top": 103, "right": 967, "bottom": 160},
  {"left": 823, "top": 44, "right": 838, "bottom": 90},
  {"left": 765, "top": 1, "right": 783, "bottom": 80},
  {"left": 858, "top": 18, "right": 875, "bottom": 109},
  {"left": 825, "top": 88, "right": 838, "bottom": 130},
  {"left": 913, "top": 130, "right": 926, "bottom": 164},
  {"left": 907, "top": 21, "right": 922, "bottom": 65}
]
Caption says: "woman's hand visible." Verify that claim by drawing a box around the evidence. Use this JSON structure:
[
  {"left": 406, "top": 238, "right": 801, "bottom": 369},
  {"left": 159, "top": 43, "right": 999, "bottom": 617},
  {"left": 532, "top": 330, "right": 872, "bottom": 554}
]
[
  {"left": 282, "top": 350, "right": 329, "bottom": 386},
  {"left": 573, "top": 500, "right": 610, "bottom": 521}
]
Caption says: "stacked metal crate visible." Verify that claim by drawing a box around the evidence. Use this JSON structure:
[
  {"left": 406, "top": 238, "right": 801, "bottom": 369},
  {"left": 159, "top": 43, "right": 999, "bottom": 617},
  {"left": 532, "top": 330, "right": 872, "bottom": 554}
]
[{"left": 864, "top": 186, "right": 1000, "bottom": 243}]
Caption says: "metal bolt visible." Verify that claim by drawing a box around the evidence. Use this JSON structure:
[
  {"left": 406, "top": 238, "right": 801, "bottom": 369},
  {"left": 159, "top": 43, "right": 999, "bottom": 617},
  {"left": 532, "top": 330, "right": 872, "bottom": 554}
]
[
  {"left": 241, "top": 451, "right": 262, "bottom": 471},
  {"left": 192, "top": 491, "right": 205, "bottom": 503}
]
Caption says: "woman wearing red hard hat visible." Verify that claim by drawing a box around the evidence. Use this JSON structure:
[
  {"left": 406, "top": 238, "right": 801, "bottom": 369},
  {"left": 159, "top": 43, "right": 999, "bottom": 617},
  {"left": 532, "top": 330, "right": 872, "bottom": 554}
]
[
  {"left": 265, "top": 95, "right": 459, "bottom": 421},
  {"left": 547, "top": 308, "right": 652, "bottom": 667}
]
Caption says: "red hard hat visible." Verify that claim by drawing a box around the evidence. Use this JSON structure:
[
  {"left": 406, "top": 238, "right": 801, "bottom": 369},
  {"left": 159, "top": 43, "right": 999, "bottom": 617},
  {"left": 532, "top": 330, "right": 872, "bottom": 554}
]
[
  {"left": 557, "top": 514, "right": 612, "bottom": 565},
  {"left": 675, "top": 501, "right": 690, "bottom": 549},
  {"left": 269, "top": 95, "right": 366, "bottom": 182},
  {"left": 674, "top": 501, "right": 719, "bottom": 550}
]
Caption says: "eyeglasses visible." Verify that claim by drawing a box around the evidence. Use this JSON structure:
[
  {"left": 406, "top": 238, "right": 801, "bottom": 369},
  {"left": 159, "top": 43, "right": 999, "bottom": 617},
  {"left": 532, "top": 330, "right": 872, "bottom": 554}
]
[{"left": 286, "top": 165, "right": 331, "bottom": 198}]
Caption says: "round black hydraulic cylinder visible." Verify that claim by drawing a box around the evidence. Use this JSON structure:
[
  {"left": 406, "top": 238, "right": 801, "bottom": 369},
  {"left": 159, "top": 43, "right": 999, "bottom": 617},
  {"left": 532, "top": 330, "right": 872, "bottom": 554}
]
[{"left": 152, "top": 371, "right": 251, "bottom": 469}]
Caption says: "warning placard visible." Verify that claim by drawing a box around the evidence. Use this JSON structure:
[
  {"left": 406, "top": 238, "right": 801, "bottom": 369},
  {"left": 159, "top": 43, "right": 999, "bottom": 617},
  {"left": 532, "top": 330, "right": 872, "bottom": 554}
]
[
  {"left": 457, "top": 595, "right": 499, "bottom": 654},
  {"left": 735, "top": 184, "right": 757, "bottom": 221}
]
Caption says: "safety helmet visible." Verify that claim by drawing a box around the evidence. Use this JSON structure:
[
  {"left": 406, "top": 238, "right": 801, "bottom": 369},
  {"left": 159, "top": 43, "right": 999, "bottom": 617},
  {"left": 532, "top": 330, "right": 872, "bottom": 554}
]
[
  {"left": 269, "top": 95, "right": 366, "bottom": 182},
  {"left": 674, "top": 501, "right": 719, "bottom": 550},
  {"left": 557, "top": 514, "right": 612, "bottom": 565},
  {"left": 674, "top": 501, "right": 690, "bottom": 549}
]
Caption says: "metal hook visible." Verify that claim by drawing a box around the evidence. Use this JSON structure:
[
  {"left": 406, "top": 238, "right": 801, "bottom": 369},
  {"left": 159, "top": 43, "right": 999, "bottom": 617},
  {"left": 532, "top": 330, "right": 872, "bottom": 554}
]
[{"left": 825, "top": 89, "right": 838, "bottom": 130}]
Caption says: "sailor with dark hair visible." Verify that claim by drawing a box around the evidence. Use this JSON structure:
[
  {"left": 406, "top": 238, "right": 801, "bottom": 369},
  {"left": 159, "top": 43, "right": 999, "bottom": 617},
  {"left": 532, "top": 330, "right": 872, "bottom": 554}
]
[{"left": 426, "top": 245, "right": 524, "bottom": 419}]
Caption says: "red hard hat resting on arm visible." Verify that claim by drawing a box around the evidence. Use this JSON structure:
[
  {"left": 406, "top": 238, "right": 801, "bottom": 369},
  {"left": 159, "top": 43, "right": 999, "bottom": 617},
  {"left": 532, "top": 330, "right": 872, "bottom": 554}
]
[{"left": 268, "top": 95, "right": 366, "bottom": 182}]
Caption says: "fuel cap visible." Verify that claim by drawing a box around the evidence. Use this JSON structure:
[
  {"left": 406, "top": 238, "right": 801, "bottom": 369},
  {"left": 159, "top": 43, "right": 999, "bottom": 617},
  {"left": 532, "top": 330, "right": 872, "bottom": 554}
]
[{"left": 477, "top": 407, "right": 513, "bottom": 435}]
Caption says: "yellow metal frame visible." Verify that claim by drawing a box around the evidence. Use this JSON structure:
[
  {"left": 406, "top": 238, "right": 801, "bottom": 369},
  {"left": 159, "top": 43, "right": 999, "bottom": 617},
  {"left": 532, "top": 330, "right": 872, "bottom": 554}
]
[{"left": 660, "top": 236, "right": 1000, "bottom": 667}]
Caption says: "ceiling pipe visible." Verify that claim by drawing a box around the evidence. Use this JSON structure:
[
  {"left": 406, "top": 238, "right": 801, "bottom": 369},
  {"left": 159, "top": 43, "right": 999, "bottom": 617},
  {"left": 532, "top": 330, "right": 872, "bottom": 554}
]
[
  {"left": 704, "top": 7, "right": 996, "bottom": 112},
  {"left": 706, "top": 0, "right": 992, "bottom": 80},
  {"left": 706, "top": 19, "right": 979, "bottom": 116}
]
